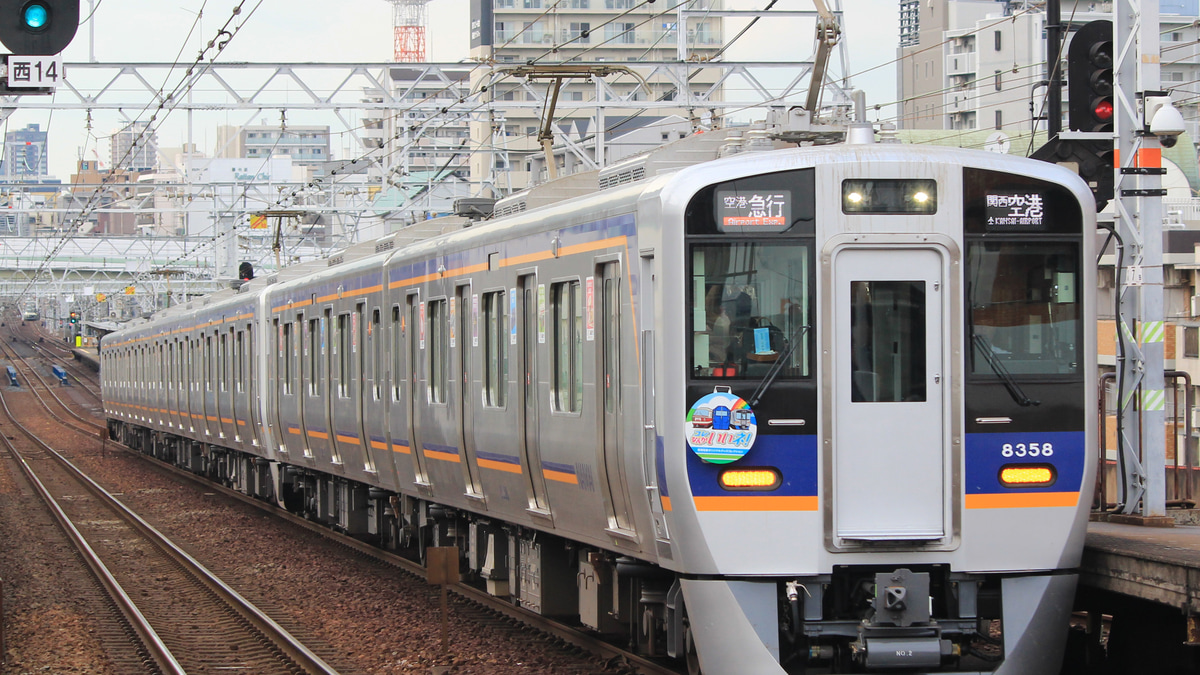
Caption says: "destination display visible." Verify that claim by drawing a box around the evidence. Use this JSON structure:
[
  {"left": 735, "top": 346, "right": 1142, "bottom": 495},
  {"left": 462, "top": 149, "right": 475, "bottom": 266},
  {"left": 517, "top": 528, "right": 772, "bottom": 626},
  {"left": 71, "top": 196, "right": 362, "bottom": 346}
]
[
  {"left": 715, "top": 189, "right": 791, "bottom": 233},
  {"left": 984, "top": 191, "right": 1046, "bottom": 231}
]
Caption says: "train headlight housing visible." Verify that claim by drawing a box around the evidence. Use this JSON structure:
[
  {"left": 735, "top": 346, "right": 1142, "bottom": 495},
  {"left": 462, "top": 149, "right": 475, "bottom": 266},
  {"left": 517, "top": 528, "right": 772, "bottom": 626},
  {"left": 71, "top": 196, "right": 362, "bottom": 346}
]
[
  {"left": 999, "top": 464, "right": 1056, "bottom": 487},
  {"left": 841, "top": 179, "right": 938, "bottom": 214},
  {"left": 719, "top": 468, "right": 781, "bottom": 490}
]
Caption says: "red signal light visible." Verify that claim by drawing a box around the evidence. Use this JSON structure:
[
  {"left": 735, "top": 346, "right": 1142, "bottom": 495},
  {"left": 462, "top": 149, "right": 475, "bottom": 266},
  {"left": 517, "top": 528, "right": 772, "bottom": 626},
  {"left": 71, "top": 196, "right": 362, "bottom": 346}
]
[{"left": 1094, "top": 100, "right": 1113, "bottom": 121}]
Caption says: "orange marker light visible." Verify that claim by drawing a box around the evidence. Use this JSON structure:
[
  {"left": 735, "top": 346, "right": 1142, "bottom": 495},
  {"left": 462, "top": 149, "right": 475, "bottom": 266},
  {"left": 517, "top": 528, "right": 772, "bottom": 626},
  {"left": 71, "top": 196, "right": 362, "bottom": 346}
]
[
  {"left": 719, "top": 468, "right": 781, "bottom": 490},
  {"left": 999, "top": 465, "right": 1056, "bottom": 487}
]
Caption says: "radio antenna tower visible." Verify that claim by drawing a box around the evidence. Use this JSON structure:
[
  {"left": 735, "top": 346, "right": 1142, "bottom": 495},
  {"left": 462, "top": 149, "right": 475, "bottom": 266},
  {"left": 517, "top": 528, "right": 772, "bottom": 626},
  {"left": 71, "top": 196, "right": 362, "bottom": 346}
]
[{"left": 388, "top": 0, "right": 429, "bottom": 62}]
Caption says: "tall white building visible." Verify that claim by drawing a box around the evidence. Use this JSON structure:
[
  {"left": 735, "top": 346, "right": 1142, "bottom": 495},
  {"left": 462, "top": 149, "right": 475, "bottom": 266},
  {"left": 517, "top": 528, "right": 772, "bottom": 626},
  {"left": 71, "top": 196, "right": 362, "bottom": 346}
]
[
  {"left": 468, "top": 0, "right": 725, "bottom": 191},
  {"left": 110, "top": 120, "right": 159, "bottom": 172}
]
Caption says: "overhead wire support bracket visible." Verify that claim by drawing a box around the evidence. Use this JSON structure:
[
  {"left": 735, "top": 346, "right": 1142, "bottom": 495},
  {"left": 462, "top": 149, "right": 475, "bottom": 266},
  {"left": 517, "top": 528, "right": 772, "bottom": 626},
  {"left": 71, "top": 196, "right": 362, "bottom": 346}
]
[{"left": 494, "top": 64, "right": 647, "bottom": 182}]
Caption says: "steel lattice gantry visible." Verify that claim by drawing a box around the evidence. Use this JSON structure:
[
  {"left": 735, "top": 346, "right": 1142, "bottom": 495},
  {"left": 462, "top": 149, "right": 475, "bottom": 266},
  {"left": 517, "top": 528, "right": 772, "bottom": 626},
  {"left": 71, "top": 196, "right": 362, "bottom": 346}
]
[{"left": 1, "top": 54, "right": 857, "bottom": 317}]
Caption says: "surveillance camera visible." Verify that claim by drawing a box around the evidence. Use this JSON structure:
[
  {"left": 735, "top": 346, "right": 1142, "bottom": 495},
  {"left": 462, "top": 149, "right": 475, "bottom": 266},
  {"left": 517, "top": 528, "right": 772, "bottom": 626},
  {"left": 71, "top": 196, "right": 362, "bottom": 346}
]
[{"left": 1147, "top": 95, "right": 1186, "bottom": 145}]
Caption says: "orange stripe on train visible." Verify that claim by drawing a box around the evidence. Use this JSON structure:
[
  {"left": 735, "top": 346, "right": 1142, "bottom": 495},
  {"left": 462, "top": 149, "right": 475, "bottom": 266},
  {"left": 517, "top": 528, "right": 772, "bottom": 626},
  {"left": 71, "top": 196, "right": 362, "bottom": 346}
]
[{"left": 965, "top": 492, "right": 1080, "bottom": 509}]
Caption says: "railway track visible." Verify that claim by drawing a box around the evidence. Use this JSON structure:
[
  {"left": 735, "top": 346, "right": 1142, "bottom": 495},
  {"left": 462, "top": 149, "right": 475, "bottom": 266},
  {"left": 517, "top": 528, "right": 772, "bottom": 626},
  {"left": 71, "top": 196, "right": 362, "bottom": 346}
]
[
  {"left": 0, "top": 334, "right": 106, "bottom": 439},
  {"left": 2, "top": 324, "right": 680, "bottom": 674},
  {"left": 0, "top": 360, "right": 343, "bottom": 675},
  {"left": 17, "top": 323, "right": 102, "bottom": 394},
  {"left": 113, "top": 443, "right": 682, "bottom": 675}
]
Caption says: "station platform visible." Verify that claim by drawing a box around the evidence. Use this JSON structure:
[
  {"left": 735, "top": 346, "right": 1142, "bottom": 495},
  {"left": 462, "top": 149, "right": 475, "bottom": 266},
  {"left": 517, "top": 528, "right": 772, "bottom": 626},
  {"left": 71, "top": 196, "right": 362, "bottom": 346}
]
[
  {"left": 1081, "top": 517, "right": 1200, "bottom": 615},
  {"left": 70, "top": 347, "right": 100, "bottom": 371}
]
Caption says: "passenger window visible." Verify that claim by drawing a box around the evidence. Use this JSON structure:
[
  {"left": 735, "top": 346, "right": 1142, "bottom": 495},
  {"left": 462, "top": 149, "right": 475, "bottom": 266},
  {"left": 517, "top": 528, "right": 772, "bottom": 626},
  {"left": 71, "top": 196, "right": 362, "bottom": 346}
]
[
  {"left": 428, "top": 299, "right": 447, "bottom": 403},
  {"left": 338, "top": 312, "right": 350, "bottom": 398},
  {"left": 551, "top": 281, "right": 582, "bottom": 412},
  {"left": 482, "top": 291, "right": 508, "bottom": 407}
]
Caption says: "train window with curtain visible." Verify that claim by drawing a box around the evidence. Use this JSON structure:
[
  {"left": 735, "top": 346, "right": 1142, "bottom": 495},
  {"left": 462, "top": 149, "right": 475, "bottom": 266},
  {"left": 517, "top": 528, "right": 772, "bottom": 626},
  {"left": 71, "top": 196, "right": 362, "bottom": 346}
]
[
  {"left": 551, "top": 280, "right": 582, "bottom": 413},
  {"left": 428, "top": 299, "right": 447, "bottom": 403},
  {"left": 967, "top": 241, "right": 1080, "bottom": 375},
  {"left": 482, "top": 290, "right": 508, "bottom": 408},
  {"left": 849, "top": 281, "right": 927, "bottom": 402}
]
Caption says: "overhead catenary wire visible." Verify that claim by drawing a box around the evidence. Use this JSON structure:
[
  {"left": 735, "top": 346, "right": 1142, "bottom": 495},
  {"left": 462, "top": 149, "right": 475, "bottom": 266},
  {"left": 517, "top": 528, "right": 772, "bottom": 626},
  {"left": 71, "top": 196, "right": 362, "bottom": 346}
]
[
  {"left": 28, "top": 1, "right": 1118, "bottom": 299},
  {"left": 16, "top": 0, "right": 266, "bottom": 307}
]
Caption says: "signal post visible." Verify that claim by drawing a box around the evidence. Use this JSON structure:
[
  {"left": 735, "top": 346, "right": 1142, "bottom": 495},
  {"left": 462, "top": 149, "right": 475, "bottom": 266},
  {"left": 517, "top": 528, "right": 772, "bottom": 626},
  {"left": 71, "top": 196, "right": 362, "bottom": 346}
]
[{"left": 1112, "top": 0, "right": 1168, "bottom": 519}]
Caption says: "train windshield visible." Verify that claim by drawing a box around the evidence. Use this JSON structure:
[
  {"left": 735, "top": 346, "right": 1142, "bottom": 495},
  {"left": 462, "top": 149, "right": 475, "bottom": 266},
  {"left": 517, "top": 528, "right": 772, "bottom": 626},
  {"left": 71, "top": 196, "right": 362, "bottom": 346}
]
[
  {"left": 690, "top": 243, "right": 811, "bottom": 379},
  {"left": 967, "top": 241, "right": 1080, "bottom": 375}
]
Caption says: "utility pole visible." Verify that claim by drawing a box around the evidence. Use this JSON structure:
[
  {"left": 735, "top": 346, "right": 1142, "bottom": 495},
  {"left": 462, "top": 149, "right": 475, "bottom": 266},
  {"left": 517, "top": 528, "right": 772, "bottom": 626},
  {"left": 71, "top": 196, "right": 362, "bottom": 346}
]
[{"left": 1113, "top": 0, "right": 1168, "bottom": 519}]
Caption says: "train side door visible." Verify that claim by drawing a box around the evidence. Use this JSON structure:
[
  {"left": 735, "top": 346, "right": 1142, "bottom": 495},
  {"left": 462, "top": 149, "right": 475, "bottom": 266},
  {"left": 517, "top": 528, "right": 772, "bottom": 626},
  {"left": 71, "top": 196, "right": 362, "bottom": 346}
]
[
  {"left": 246, "top": 324, "right": 261, "bottom": 448},
  {"left": 457, "top": 284, "right": 484, "bottom": 497},
  {"left": 356, "top": 304, "right": 373, "bottom": 471},
  {"left": 407, "top": 292, "right": 431, "bottom": 486},
  {"left": 520, "top": 274, "right": 550, "bottom": 512},
  {"left": 273, "top": 319, "right": 286, "bottom": 449},
  {"left": 597, "top": 261, "right": 634, "bottom": 531},
  {"left": 832, "top": 247, "right": 946, "bottom": 541}
]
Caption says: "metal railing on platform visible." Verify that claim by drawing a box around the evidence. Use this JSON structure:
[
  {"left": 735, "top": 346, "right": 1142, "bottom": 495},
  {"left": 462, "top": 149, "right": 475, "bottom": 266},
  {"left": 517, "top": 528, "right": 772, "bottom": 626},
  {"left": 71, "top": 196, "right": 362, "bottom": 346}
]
[{"left": 1097, "top": 371, "right": 1196, "bottom": 512}]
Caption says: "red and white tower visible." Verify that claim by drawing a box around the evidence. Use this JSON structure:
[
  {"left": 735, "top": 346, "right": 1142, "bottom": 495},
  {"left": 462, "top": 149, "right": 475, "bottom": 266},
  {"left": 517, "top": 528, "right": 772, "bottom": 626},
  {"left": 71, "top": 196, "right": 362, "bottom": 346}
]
[{"left": 388, "top": 0, "right": 429, "bottom": 62}]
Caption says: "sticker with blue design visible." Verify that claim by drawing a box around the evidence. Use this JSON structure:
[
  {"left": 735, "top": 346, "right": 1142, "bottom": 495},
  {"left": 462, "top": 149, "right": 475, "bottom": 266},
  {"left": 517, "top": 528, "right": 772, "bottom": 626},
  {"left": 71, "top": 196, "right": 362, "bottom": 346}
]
[{"left": 686, "top": 387, "right": 757, "bottom": 464}]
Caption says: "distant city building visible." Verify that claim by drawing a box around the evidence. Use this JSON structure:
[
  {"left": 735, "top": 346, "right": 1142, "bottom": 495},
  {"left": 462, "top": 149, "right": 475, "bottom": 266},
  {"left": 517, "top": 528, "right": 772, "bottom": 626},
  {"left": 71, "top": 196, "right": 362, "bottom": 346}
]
[
  {"left": 1, "top": 123, "right": 49, "bottom": 181},
  {"left": 215, "top": 124, "right": 332, "bottom": 175},
  {"left": 468, "top": 0, "right": 726, "bottom": 191},
  {"left": 897, "top": 1, "right": 1200, "bottom": 140},
  {"left": 110, "top": 120, "right": 159, "bottom": 172}
]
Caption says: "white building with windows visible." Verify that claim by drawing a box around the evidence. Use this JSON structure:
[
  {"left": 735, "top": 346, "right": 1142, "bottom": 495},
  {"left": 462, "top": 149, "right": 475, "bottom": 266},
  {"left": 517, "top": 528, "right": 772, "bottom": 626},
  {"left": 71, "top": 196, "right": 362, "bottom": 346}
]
[{"left": 897, "top": 1, "right": 1200, "bottom": 141}]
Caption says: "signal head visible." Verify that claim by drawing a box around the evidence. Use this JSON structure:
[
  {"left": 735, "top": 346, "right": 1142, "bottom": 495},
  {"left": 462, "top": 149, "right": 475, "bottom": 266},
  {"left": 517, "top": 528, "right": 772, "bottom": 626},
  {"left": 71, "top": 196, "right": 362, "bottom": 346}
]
[
  {"left": 1067, "top": 20, "right": 1115, "bottom": 134},
  {"left": 0, "top": 1, "right": 79, "bottom": 55}
]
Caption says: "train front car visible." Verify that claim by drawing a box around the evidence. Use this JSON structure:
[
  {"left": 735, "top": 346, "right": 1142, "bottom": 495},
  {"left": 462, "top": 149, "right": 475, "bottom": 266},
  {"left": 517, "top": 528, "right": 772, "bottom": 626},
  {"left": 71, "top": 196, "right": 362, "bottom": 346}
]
[{"left": 660, "top": 144, "right": 1096, "bottom": 674}]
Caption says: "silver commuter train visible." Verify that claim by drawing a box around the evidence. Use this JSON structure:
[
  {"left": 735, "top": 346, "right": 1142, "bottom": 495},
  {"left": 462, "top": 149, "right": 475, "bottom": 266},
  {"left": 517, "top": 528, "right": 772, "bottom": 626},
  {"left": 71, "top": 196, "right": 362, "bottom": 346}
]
[{"left": 103, "top": 129, "right": 1096, "bottom": 674}]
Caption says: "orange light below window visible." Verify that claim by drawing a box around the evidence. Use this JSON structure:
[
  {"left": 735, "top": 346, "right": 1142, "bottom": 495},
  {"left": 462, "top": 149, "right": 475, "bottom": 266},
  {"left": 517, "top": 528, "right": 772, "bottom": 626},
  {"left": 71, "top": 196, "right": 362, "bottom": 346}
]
[
  {"left": 999, "top": 465, "right": 1056, "bottom": 487},
  {"left": 720, "top": 468, "right": 781, "bottom": 490}
]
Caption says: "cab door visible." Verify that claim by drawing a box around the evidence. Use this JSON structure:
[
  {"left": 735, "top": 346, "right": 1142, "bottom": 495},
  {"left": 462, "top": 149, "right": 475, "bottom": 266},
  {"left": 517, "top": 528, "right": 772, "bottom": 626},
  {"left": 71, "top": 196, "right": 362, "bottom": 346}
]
[{"left": 832, "top": 247, "right": 946, "bottom": 542}]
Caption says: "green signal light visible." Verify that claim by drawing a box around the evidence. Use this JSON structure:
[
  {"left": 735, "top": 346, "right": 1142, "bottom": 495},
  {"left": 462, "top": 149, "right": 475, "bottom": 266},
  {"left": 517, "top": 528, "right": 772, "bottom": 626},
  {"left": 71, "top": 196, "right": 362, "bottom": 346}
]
[{"left": 23, "top": 3, "right": 49, "bottom": 31}]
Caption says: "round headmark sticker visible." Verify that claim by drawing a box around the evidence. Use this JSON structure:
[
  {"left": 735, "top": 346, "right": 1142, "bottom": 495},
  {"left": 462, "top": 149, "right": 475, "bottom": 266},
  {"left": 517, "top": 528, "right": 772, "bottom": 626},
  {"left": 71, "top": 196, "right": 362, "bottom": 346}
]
[{"left": 686, "top": 389, "right": 758, "bottom": 464}]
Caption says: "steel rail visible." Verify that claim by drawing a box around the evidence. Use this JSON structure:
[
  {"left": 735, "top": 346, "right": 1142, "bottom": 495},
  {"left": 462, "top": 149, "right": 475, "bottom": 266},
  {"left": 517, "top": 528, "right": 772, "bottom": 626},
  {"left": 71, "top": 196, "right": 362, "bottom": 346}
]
[
  {"left": 124, "top": 441, "right": 682, "bottom": 675},
  {"left": 0, "top": 390, "right": 184, "bottom": 674},
  {"left": 0, "top": 385, "right": 343, "bottom": 675}
]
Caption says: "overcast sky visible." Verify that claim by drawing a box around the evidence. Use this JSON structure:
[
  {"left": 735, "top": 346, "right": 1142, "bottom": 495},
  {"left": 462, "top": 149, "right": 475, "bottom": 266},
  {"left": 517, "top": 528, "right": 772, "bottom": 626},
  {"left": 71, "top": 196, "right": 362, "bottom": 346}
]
[{"left": 20, "top": 0, "right": 901, "bottom": 179}]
